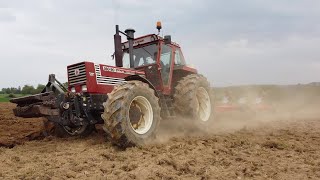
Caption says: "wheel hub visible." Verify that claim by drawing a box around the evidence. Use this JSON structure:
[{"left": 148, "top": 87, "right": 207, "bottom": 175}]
[
  {"left": 129, "top": 102, "right": 144, "bottom": 129},
  {"left": 128, "top": 96, "right": 153, "bottom": 135},
  {"left": 63, "top": 124, "right": 88, "bottom": 135}
]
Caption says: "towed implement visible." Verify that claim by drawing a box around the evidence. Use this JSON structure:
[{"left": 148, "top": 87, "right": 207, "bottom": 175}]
[
  {"left": 215, "top": 91, "right": 275, "bottom": 113},
  {"left": 11, "top": 23, "right": 214, "bottom": 147}
]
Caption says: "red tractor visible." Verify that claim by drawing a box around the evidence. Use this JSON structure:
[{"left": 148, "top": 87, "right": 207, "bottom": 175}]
[{"left": 11, "top": 23, "right": 214, "bottom": 147}]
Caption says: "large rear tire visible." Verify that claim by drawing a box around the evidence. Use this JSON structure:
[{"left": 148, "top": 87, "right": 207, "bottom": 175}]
[
  {"left": 101, "top": 81, "right": 161, "bottom": 148},
  {"left": 174, "top": 74, "right": 214, "bottom": 130}
]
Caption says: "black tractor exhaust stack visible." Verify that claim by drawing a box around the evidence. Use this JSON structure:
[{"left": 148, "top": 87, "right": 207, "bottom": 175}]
[
  {"left": 114, "top": 25, "right": 123, "bottom": 67},
  {"left": 114, "top": 25, "right": 135, "bottom": 68}
]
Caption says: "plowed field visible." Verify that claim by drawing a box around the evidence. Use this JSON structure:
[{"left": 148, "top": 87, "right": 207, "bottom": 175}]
[{"left": 0, "top": 102, "right": 320, "bottom": 179}]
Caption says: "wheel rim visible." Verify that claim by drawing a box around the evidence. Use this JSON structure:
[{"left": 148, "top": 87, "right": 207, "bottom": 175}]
[
  {"left": 128, "top": 96, "right": 153, "bottom": 135},
  {"left": 63, "top": 125, "right": 87, "bottom": 135},
  {"left": 196, "top": 87, "right": 211, "bottom": 122}
]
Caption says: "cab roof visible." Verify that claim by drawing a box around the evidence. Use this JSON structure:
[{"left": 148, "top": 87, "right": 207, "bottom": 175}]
[{"left": 122, "top": 34, "right": 180, "bottom": 49}]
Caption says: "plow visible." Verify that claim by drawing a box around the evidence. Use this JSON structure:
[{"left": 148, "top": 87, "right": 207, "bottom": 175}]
[
  {"left": 10, "top": 23, "right": 214, "bottom": 147},
  {"left": 215, "top": 90, "right": 275, "bottom": 116}
]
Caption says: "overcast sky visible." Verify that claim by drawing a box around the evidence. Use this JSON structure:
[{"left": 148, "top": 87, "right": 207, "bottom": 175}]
[{"left": 0, "top": 0, "right": 320, "bottom": 88}]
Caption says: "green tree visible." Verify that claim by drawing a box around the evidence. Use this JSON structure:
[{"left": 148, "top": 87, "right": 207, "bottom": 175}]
[
  {"left": 34, "top": 84, "right": 46, "bottom": 94},
  {"left": 21, "top": 85, "right": 35, "bottom": 95},
  {"left": 9, "top": 87, "right": 19, "bottom": 94},
  {"left": 17, "top": 86, "right": 21, "bottom": 94},
  {"left": 1, "top": 87, "right": 20, "bottom": 94},
  {"left": 2, "top": 88, "right": 11, "bottom": 94}
]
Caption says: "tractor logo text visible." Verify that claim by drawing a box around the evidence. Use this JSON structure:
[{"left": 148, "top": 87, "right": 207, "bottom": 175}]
[{"left": 102, "top": 66, "right": 125, "bottom": 74}]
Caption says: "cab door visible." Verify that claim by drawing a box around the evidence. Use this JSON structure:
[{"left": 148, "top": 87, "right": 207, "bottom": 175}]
[
  {"left": 143, "top": 63, "right": 163, "bottom": 91},
  {"left": 159, "top": 43, "right": 174, "bottom": 95}
]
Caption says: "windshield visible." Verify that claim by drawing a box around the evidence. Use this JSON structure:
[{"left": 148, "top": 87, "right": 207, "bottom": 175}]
[{"left": 122, "top": 43, "right": 158, "bottom": 68}]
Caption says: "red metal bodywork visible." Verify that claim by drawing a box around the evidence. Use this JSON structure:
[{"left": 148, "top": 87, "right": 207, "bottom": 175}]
[
  {"left": 67, "top": 62, "right": 144, "bottom": 94},
  {"left": 67, "top": 34, "right": 197, "bottom": 95}
]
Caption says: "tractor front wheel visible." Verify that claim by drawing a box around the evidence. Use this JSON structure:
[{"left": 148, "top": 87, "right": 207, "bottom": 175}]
[{"left": 101, "top": 81, "right": 161, "bottom": 148}]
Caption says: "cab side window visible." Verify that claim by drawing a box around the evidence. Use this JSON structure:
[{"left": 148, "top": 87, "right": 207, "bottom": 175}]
[
  {"left": 174, "top": 49, "right": 186, "bottom": 66},
  {"left": 160, "top": 45, "right": 172, "bottom": 86}
]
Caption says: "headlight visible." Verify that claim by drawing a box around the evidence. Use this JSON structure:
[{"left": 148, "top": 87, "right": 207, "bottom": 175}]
[
  {"left": 81, "top": 85, "right": 87, "bottom": 92},
  {"left": 71, "top": 87, "right": 76, "bottom": 93}
]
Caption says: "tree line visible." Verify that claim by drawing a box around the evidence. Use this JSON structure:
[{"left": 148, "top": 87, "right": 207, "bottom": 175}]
[{"left": 0, "top": 84, "right": 46, "bottom": 95}]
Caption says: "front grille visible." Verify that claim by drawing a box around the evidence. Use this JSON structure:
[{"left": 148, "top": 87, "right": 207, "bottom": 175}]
[{"left": 68, "top": 63, "right": 86, "bottom": 85}]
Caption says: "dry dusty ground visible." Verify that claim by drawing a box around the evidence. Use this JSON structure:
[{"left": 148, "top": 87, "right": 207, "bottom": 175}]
[
  {"left": 0, "top": 103, "right": 46, "bottom": 148},
  {"left": 0, "top": 102, "right": 320, "bottom": 179}
]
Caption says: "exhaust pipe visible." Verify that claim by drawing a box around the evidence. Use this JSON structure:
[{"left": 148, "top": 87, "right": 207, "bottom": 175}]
[
  {"left": 114, "top": 25, "right": 123, "bottom": 67},
  {"left": 113, "top": 25, "right": 135, "bottom": 68}
]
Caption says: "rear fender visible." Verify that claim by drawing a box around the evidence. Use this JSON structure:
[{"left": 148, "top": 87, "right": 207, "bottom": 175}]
[
  {"left": 125, "top": 75, "right": 159, "bottom": 97},
  {"left": 172, "top": 69, "right": 196, "bottom": 91}
]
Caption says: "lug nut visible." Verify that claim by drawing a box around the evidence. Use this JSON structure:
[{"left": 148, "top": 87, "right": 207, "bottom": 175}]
[{"left": 62, "top": 103, "right": 70, "bottom": 110}]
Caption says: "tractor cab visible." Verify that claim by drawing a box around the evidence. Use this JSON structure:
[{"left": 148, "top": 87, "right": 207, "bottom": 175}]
[{"left": 121, "top": 34, "right": 197, "bottom": 95}]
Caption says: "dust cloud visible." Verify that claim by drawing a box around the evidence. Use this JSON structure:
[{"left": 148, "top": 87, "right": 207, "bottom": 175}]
[{"left": 156, "top": 85, "right": 320, "bottom": 144}]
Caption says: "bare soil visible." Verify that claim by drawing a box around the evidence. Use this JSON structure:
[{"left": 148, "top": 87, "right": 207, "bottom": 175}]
[
  {"left": 0, "top": 103, "right": 47, "bottom": 148},
  {"left": 0, "top": 102, "right": 320, "bottom": 179}
]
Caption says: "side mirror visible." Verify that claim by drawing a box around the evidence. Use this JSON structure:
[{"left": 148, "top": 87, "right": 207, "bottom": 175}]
[{"left": 164, "top": 35, "right": 171, "bottom": 44}]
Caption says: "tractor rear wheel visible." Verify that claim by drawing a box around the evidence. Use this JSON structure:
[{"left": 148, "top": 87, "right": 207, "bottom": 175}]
[
  {"left": 101, "top": 81, "right": 161, "bottom": 148},
  {"left": 174, "top": 74, "right": 214, "bottom": 129}
]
